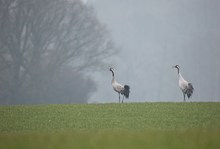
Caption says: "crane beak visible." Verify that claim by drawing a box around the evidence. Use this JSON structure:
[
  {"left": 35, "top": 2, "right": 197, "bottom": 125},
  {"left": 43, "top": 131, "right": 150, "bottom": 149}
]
[{"left": 172, "top": 66, "right": 176, "bottom": 68}]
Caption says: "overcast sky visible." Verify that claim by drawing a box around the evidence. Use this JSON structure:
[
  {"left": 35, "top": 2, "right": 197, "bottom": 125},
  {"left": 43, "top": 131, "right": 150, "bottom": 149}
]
[{"left": 88, "top": 0, "right": 220, "bottom": 103}]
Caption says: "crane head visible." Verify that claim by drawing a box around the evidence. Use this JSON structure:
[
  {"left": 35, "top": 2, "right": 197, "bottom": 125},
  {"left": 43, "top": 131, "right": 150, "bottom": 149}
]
[
  {"left": 172, "top": 65, "right": 180, "bottom": 69},
  {"left": 173, "top": 65, "right": 180, "bottom": 74},
  {"left": 109, "top": 67, "right": 114, "bottom": 72}
]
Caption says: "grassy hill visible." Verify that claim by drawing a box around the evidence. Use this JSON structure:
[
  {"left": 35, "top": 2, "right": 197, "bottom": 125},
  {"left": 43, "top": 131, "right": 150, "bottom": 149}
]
[{"left": 0, "top": 102, "right": 220, "bottom": 149}]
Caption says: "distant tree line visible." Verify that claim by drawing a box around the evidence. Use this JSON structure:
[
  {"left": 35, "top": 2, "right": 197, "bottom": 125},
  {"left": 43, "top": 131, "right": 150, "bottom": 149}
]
[{"left": 0, "top": 0, "right": 116, "bottom": 104}]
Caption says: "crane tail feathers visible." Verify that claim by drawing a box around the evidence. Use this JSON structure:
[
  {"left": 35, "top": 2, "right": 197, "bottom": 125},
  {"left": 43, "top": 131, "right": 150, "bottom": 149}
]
[
  {"left": 186, "top": 83, "right": 194, "bottom": 98},
  {"left": 123, "top": 85, "right": 130, "bottom": 98}
]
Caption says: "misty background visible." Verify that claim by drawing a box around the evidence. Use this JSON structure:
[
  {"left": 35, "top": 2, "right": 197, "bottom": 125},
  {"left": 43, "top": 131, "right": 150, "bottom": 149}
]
[
  {"left": 89, "top": 0, "right": 220, "bottom": 103},
  {"left": 0, "top": 0, "right": 219, "bottom": 104}
]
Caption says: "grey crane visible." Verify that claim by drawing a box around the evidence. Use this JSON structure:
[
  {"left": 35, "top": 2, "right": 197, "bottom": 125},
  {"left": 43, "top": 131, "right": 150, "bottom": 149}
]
[
  {"left": 109, "top": 67, "right": 130, "bottom": 103},
  {"left": 173, "top": 65, "right": 194, "bottom": 102}
]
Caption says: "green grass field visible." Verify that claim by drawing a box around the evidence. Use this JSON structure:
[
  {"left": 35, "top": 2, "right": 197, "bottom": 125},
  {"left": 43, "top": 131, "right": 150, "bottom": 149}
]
[{"left": 0, "top": 102, "right": 220, "bottom": 149}]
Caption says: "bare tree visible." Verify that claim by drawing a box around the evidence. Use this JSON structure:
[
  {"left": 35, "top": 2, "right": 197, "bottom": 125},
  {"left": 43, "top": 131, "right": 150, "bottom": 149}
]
[{"left": 0, "top": 0, "right": 116, "bottom": 104}]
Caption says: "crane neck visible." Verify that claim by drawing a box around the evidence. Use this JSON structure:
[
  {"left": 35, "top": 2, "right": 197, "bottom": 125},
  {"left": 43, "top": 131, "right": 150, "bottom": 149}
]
[
  {"left": 177, "top": 67, "right": 180, "bottom": 74},
  {"left": 178, "top": 72, "right": 186, "bottom": 81},
  {"left": 174, "top": 66, "right": 185, "bottom": 81},
  {"left": 178, "top": 72, "right": 182, "bottom": 78},
  {"left": 110, "top": 70, "right": 115, "bottom": 82}
]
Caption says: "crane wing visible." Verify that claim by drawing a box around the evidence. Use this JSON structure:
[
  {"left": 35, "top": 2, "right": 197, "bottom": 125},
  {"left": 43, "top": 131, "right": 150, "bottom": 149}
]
[{"left": 113, "top": 82, "right": 124, "bottom": 93}]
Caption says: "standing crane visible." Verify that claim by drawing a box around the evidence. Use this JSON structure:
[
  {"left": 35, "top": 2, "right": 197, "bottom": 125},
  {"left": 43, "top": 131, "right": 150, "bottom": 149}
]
[
  {"left": 109, "top": 67, "right": 130, "bottom": 103},
  {"left": 173, "top": 65, "right": 194, "bottom": 102}
]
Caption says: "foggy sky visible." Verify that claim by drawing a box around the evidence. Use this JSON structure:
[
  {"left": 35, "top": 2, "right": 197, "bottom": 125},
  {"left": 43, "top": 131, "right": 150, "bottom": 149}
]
[{"left": 88, "top": 0, "right": 220, "bottom": 103}]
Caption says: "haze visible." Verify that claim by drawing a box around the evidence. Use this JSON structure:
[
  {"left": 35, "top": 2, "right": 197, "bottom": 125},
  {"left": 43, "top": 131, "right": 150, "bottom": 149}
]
[{"left": 89, "top": 0, "right": 220, "bottom": 103}]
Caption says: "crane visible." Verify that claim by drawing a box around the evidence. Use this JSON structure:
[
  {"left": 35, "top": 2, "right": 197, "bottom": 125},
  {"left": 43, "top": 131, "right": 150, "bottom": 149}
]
[
  {"left": 173, "top": 65, "right": 194, "bottom": 102},
  {"left": 109, "top": 67, "right": 130, "bottom": 103}
]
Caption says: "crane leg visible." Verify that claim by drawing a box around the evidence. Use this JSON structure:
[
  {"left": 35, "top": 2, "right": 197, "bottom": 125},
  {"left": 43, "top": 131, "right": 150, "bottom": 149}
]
[
  {"left": 122, "top": 95, "right": 124, "bottom": 103},
  {"left": 183, "top": 93, "right": 186, "bottom": 102},
  {"left": 118, "top": 93, "right": 121, "bottom": 103}
]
